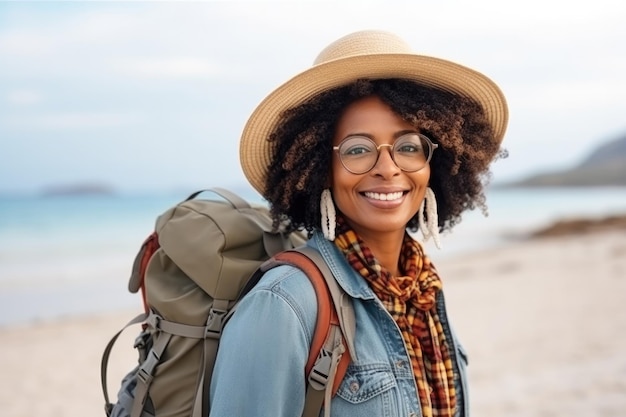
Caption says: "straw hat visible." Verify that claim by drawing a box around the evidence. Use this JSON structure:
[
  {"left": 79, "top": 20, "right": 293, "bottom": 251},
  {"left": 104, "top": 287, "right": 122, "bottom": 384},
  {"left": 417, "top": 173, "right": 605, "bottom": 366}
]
[{"left": 240, "top": 30, "right": 509, "bottom": 195}]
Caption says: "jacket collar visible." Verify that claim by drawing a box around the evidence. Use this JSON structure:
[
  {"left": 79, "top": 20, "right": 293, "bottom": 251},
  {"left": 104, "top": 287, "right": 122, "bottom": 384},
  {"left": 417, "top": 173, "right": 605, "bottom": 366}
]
[{"left": 307, "top": 232, "right": 377, "bottom": 301}]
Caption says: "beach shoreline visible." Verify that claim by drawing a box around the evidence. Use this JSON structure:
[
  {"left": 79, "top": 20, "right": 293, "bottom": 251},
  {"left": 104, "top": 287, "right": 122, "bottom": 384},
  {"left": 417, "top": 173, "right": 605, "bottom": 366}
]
[{"left": 1, "top": 219, "right": 625, "bottom": 417}]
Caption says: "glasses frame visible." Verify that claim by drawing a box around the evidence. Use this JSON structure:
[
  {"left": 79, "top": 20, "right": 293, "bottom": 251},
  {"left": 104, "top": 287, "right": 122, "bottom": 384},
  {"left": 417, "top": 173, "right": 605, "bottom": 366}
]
[{"left": 333, "top": 133, "right": 439, "bottom": 174}]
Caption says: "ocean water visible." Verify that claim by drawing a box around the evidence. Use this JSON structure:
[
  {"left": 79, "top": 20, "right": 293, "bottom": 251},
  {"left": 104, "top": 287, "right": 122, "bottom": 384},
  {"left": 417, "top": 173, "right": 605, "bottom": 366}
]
[{"left": 1, "top": 186, "right": 625, "bottom": 327}]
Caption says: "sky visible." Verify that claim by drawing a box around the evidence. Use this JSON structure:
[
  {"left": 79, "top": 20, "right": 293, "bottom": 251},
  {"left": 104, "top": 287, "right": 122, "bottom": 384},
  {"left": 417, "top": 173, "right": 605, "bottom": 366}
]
[{"left": 1, "top": 0, "right": 625, "bottom": 194}]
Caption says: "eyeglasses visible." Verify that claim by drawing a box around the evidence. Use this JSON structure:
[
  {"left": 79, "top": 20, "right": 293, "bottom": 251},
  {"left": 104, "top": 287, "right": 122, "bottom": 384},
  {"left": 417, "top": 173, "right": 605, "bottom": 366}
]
[{"left": 333, "top": 133, "right": 438, "bottom": 174}]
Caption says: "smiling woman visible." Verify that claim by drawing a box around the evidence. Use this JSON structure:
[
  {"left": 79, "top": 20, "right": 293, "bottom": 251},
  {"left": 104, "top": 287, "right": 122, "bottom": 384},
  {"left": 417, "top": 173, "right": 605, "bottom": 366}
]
[{"left": 209, "top": 30, "right": 509, "bottom": 417}]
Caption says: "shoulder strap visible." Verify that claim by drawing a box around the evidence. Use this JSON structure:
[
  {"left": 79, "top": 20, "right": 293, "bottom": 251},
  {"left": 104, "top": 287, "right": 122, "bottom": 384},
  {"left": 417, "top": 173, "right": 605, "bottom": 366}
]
[
  {"left": 268, "top": 248, "right": 355, "bottom": 417},
  {"left": 291, "top": 247, "right": 357, "bottom": 361}
]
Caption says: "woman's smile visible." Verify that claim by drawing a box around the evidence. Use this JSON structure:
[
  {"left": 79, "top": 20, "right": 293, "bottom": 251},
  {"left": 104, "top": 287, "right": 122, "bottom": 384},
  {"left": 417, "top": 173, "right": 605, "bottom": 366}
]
[{"left": 362, "top": 190, "right": 405, "bottom": 202}]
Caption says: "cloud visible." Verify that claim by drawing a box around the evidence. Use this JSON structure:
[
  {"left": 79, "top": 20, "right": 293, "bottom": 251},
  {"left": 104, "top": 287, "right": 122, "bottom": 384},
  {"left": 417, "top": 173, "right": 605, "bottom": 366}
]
[
  {"left": 0, "top": 30, "right": 56, "bottom": 57},
  {"left": 111, "top": 57, "right": 225, "bottom": 79},
  {"left": 3, "top": 112, "right": 142, "bottom": 131},
  {"left": 6, "top": 90, "right": 43, "bottom": 106},
  {"left": 509, "top": 78, "right": 626, "bottom": 112}
]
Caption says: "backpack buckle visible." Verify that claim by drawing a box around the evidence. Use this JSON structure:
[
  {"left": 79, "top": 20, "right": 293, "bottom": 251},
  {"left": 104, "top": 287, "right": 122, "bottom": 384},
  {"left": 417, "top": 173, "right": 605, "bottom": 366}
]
[
  {"left": 308, "top": 327, "right": 346, "bottom": 391},
  {"left": 308, "top": 349, "right": 332, "bottom": 391},
  {"left": 137, "top": 349, "right": 160, "bottom": 385},
  {"left": 205, "top": 307, "right": 227, "bottom": 339}
]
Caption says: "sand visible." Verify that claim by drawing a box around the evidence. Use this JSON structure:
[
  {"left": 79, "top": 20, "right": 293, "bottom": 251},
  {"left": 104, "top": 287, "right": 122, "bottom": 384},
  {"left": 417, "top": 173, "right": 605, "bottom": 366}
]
[
  {"left": 1, "top": 228, "right": 625, "bottom": 417},
  {"left": 438, "top": 230, "right": 626, "bottom": 416}
]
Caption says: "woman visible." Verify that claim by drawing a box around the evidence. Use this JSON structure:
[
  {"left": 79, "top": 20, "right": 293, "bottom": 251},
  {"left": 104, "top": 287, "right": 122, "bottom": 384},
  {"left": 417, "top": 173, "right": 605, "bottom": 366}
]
[{"left": 210, "top": 30, "right": 508, "bottom": 417}]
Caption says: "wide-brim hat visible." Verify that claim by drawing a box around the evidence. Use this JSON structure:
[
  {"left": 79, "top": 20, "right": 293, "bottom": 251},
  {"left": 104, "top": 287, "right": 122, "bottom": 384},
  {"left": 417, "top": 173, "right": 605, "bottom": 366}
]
[{"left": 240, "top": 30, "right": 509, "bottom": 196}]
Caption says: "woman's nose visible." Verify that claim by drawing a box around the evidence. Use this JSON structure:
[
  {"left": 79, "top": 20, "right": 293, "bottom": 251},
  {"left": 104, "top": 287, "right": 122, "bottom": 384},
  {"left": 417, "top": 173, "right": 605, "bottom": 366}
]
[{"left": 371, "top": 145, "right": 401, "bottom": 177}]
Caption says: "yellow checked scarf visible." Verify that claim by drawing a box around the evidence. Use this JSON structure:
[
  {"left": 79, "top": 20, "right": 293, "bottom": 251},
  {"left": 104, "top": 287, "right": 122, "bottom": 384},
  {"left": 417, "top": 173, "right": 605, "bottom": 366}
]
[{"left": 334, "top": 215, "right": 456, "bottom": 417}]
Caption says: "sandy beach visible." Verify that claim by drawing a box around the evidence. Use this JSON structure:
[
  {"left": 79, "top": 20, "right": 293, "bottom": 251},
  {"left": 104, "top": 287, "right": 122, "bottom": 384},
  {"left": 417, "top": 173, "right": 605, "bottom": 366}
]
[{"left": 1, "top": 224, "right": 625, "bottom": 417}]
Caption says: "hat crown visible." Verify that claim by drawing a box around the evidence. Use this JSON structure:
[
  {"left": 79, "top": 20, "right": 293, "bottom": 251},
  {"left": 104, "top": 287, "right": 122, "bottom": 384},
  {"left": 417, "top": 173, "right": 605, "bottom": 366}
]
[{"left": 313, "top": 30, "right": 413, "bottom": 66}]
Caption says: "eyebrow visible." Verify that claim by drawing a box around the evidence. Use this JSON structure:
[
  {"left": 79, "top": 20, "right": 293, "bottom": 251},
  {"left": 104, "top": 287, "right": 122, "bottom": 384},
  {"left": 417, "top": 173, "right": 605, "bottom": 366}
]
[{"left": 342, "top": 129, "right": 418, "bottom": 141}]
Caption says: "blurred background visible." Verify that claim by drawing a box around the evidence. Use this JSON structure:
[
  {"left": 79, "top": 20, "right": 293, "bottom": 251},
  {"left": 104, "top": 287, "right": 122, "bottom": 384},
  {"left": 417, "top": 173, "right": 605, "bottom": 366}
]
[
  {"left": 1, "top": 0, "right": 625, "bottom": 340},
  {"left": 1, "top": 0, "right": 625, "bottom": 194}
]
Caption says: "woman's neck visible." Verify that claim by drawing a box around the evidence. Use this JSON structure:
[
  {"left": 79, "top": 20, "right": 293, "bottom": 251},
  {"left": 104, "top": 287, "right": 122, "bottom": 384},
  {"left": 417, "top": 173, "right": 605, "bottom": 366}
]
[{"left": 356, "top": 229, "right": 405, "bottom": 276}]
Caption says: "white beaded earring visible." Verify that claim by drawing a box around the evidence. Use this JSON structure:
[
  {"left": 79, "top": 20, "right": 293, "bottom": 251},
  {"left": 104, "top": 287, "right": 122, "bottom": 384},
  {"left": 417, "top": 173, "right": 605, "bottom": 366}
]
[
  {"left": 418, "top": 187, "right": 441, "bottom": 249},
  {"left": 320, "top": 189, "right": 336, "bottom": 241}
]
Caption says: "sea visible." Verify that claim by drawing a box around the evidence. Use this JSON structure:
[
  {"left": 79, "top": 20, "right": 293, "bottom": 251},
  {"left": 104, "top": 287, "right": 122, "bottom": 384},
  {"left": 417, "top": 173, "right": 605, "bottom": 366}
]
[{"left": 1, "top": 186, "right": 625, "bottom": 327}]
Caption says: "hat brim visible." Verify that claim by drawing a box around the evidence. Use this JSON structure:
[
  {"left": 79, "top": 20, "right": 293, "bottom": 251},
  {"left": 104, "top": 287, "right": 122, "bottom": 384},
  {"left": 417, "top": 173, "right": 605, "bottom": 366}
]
[{"left": 240, "top": 53, "right": 509, "bottom": 196}]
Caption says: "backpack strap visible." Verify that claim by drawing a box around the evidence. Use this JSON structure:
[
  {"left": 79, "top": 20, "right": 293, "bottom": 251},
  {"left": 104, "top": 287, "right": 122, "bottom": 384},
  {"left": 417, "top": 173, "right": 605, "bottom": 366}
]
[
  {"left": 292, "top": 247, "right": 357, "bottom": 362},
  {"left": 131, "top": 328, "right": 173, "bottom": 417},
  {"left": 191, "top": 298, "right": 229, "bottom": 417},
  {"left": 101, "top": 312, "right": 148, "bottom": 416},
  {"left": 269, "top": 248, "right": 356, "bottom": 417}
]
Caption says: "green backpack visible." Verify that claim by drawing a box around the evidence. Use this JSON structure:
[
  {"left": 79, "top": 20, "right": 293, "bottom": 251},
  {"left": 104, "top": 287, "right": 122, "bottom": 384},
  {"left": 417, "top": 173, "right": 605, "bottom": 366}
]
[{"left": 100, "top": 188, "right": 356, "bottom": 417}]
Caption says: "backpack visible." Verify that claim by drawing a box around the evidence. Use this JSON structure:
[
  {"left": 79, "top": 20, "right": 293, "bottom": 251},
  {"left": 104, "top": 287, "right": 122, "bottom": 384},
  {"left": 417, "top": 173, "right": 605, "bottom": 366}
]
[{"left": 100, "top": 188, "right": 356, "bottom": 417}]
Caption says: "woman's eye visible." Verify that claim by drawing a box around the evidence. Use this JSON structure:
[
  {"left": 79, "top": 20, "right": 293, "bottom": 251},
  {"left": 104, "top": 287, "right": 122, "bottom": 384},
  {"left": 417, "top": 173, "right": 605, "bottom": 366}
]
[
  {"left": 344, "top": 146, "right": 371, "bottom": 156},
  {"left": 397, "top": 143, "right": 422, "bottom": 153}
]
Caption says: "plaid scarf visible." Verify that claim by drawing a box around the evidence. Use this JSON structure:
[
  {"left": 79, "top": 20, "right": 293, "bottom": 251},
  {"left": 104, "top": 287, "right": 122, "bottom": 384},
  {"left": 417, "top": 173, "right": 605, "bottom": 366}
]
[{"left": 334, "top": 215, "right": 456, "bottom": 417}]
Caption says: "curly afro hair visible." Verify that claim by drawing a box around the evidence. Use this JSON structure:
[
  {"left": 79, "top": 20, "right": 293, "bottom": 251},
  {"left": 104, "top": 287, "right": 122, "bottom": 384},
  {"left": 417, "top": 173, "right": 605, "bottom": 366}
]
[{"left": 264, "top": 78, "right": 507, "bottom": 234}]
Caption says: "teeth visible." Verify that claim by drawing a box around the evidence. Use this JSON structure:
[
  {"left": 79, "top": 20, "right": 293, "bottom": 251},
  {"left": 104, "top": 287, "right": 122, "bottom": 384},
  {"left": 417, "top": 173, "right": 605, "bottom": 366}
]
[{"left": 364, "top": 191, "right": 403, "bottom": 201}]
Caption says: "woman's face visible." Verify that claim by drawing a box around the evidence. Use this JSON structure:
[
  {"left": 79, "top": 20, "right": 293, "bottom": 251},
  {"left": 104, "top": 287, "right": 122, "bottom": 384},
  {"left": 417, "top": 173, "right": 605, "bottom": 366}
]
[{"left": 331, "top": 95, "right": 430, "bottom": 240}]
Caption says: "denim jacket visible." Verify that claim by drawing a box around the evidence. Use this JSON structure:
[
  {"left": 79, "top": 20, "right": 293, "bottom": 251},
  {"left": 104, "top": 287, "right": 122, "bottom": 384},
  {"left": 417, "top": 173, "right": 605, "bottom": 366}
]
[{"left": 209, "top": 232, "right": 469, "bottom": 417}]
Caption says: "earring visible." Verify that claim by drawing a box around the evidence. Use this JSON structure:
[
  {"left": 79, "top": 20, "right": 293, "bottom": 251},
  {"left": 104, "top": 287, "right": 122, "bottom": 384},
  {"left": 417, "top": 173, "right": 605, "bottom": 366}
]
[
  {"left": 419, "top": 187, "right": 441, "bottom": 249},
  {"left": 320, "top": 189, "right": 336, "bottom": 241}
]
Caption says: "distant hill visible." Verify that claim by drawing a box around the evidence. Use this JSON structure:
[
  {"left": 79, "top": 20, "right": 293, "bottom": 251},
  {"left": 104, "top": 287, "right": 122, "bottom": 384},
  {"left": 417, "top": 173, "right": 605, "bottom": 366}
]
[
  {"left": 506, "top": 133, "right": 626, "bottom": 187},
  {"left": 40, "top": 183, "right": 115, "bottom": 197}
]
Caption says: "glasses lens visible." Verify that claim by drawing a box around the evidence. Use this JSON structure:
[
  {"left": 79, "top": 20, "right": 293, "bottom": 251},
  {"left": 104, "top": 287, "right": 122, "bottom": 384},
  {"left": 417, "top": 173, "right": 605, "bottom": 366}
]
[
  {"left": 392, "top": 134, "right": 431, "bottom": 172},
  {"left": 337, "top": 136, "right": 378, "bottom": 174}
]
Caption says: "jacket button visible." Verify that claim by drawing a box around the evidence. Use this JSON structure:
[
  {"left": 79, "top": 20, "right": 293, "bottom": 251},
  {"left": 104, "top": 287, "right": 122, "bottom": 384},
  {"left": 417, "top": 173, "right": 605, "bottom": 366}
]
[{"left": 349, "top": 381, "right": 359, "bottom": 392}]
